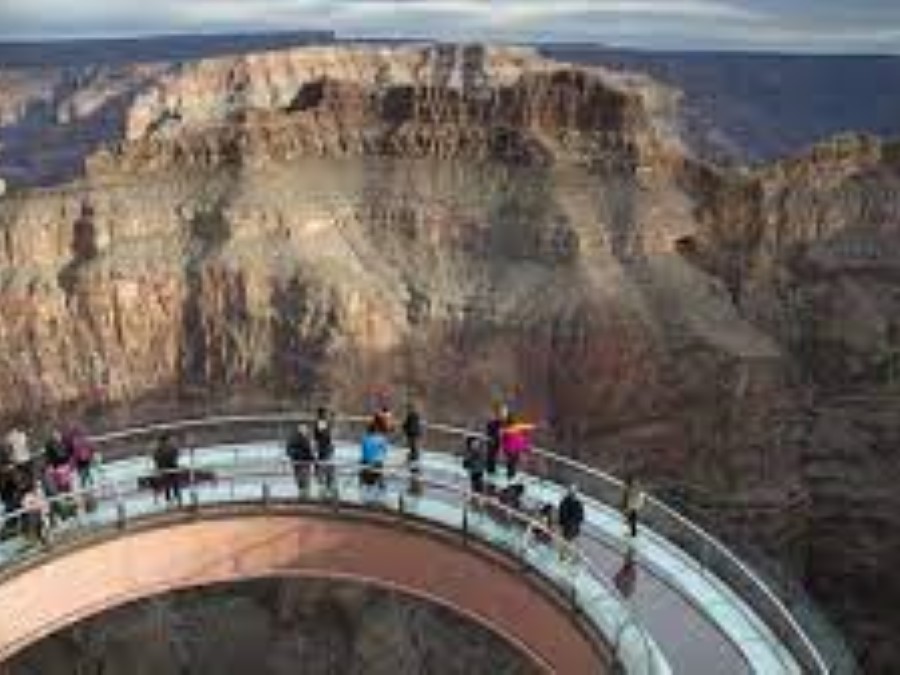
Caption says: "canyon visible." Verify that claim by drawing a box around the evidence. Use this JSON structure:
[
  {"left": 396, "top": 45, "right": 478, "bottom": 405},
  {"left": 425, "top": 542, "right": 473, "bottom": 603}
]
[
  {"left": 0, "top": 43, "right": 897, "bottom": 672},
  {"left": 7, "top": 577, "right": 537, "bottom": 674}
]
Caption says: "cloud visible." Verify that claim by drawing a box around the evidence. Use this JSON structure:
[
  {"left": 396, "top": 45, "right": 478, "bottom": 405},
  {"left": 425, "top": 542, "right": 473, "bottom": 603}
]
[{"left": 0, "top": 0, "right": 897, "bottom": 53}]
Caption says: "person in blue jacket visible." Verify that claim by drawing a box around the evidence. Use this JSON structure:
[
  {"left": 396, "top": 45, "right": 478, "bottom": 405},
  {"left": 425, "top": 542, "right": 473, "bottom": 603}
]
[{"left": 360, "top": 424, "right": 388, "bottom": 495}]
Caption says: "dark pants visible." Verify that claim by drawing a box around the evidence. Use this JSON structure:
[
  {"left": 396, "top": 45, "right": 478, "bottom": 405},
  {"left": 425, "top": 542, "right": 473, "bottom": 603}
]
[
  {"left": 627, "top": 510, "right": 639, "bottom": 537},
  {"left": 506, "top": 453, "right": 519, "bottom": 480},
  {"left": 292, "top": 462, "right": 313, "bottom": 494},
  {"left": 161, "top": 473, "right": 182, "bottom": 504},
  {"left": 561, "top": 523, "right": 581, "bottom": 541},
  {"left": 406, "top": 435, "right": 420, "bottom": 464},
  {"left": 469, "top": 471, "right": 484, "bottom": 494},
  {"left": 76, "top": 462, "right": 93, "bottom": 487},
  {"left": 316, "top": 459, "right": 335, "bottom": 492},
  {"left": 486, "top": 443, "right": 499, "bottom": 475},
  {"left": 360, "top": 462, "right": 385, "bottom": 490}
]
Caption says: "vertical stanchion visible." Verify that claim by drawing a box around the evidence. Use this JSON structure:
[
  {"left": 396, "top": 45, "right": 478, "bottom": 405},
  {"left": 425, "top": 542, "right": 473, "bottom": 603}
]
[
  {"left": 462, "top": 503, "right": 469, "bottom": 542},
  {"left": 189, "top": 446, "right": 199, "bottom": 511},
  {"left": 114, "top": 483, "right": 126, "bottom": 529}
]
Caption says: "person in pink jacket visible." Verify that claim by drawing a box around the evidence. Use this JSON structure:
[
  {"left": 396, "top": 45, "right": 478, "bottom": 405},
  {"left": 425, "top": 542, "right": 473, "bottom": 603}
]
[{"left": 500, "top": 416, "right": 535, "bottom": 480}]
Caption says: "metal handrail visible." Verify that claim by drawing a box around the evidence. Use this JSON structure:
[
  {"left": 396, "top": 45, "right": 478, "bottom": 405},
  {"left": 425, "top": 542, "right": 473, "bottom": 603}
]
[
  {"left": 8, "top": 411, "right": 848, "bottom": 673},
  {"left": 0, "top": 450, "right": 658, "bottom": 674},
  {"left": 426, "top": 420, "right": 848, "bottom": 675}
]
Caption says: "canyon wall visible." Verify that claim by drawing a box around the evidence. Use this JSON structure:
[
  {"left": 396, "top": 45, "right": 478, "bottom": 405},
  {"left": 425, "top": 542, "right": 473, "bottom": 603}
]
[
  {"left": 0, "top": 44, "right": 897, "bottom": 671},
  {"left": 7, "top": 577, "right": 537, "bottom": 675}
]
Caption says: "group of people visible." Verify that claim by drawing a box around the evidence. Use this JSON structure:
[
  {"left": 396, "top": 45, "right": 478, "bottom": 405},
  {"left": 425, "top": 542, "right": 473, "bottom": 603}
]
[
  {"left": 0, "top": 401, "right": 647, "bottom": 562},
  {"left": 285, "top": 407, "right": 337, "bottom": 495},
  {"left": 0, "top": 423, "right": 98, "bottom": 544},
  {"left": 279, "top": 399, "right": 645, "bottom": 553},
  {"left": 461, "top": 403, "right": 646, "bottom": 551},
  {"left": 283, "top": 403, "right": 423, "bottom": 500}
]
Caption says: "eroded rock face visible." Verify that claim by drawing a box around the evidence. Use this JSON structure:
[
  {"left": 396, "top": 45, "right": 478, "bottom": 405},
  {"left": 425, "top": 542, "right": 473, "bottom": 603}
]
[
  {"left": 7, "top": 577, "right": 539, "bottom": 675},
  {"left": 0, "top": 44, "right": 897, "bottom": 671}
]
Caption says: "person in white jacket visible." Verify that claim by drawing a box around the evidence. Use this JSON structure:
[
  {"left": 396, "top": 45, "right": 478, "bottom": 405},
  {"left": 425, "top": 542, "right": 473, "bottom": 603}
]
[
  {"left": 621, "top": 476, "right": 646, "bottom": 538},
  {"left": 5, "top": 427, "right": 30, "bottom": 470}
]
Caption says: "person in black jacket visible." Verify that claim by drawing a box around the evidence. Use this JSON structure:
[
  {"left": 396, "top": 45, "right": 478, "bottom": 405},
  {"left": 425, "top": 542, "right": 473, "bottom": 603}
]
[
  {"left": 44, "top": 430, "right": 70, "bottom": 468},
  {"left": 402, "top": 404, "right": 423, "bottom": 466},
  {"left": 484, "top": 404, "right": 508, "bottom": 477},
  {"left": 558, "top": 484, "right": 585, "bottom": 558},
  {"left": 153, "top": 433, "right": 182, "bottom": 505},
  {"left": 312, "top": 408, "right": 335, "bottom": 493},
  {"left": 462, "top": 435, "right": 486, "bottom": 495},
  {"left": 286, "top": 424, "right": 315, "bottom": 496}
]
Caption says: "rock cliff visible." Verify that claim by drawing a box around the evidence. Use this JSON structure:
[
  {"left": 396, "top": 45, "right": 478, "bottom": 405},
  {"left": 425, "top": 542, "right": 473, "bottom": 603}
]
[{"left": 0, "top": 44, "right": 897, "bottom": 672}]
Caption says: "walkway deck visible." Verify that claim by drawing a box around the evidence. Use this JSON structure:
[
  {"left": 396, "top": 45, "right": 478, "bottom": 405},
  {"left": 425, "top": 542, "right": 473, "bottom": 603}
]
[{"left": 0, "top": 422, "right": 823, "bottom": 674}]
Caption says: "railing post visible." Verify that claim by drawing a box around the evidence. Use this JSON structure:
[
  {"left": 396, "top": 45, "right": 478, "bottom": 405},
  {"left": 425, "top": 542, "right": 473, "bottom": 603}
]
[
  {"left": 462, "top": 503, "right": 469, "bottom": 541},
  {"left": 115, "top": 485, "right": 126, "bottom": 529},
  {"left": 398, "top": 492, "right": 406, "bottom": 514},
  {"left": 262, "top": 482, "right": 271, "bottom": 507},
  {"left": 189, "top": 446, "right": 199, "bottom": 512}
]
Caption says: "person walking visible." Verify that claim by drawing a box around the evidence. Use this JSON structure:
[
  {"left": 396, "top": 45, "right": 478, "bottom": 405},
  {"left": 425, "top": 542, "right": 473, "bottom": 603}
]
[
  {"left": 462, "top": 435, "right": 487, "bottom": 495},
  {"left": 621, "top": 476, "right": 645, "bottom": 538},
  {"left": 286, "top": 423, "right": 315, "bottom": 496},
  {"left": 153, "top": 433, "right": 182, "bottom": 505},
  {"left": 558, "top": 485, "right": 585, "bottom": 560},
  {"left": 312, "top": 407, "right": 336, "bottom": 493}
]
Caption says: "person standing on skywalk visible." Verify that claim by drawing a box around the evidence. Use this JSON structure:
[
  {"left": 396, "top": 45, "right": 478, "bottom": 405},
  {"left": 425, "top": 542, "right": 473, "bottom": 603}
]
[
  {"left": 621, "top": 476, "right": 645, "bottom": 538},
  {"left": 286, "top": 423, "right": 315, "bottom": 496},
  {"left": 313, "top": 407, "right": 336, "bottom": 494}
]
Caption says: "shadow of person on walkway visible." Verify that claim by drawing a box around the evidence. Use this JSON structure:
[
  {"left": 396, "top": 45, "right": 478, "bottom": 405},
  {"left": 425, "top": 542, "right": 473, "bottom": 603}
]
[{"left": 614, "top": 544, "right": 638, "bottom": 600}]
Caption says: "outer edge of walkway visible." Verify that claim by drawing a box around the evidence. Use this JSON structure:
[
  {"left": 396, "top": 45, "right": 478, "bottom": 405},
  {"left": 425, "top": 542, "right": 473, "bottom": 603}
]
[{"left": 0, "top": 508, "right": 610, "bottom": 674}]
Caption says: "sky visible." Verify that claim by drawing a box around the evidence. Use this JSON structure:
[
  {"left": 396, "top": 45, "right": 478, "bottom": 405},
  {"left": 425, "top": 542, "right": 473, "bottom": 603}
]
[{"left": 0, "top": 0, "right": 898, "bottom": 54}]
